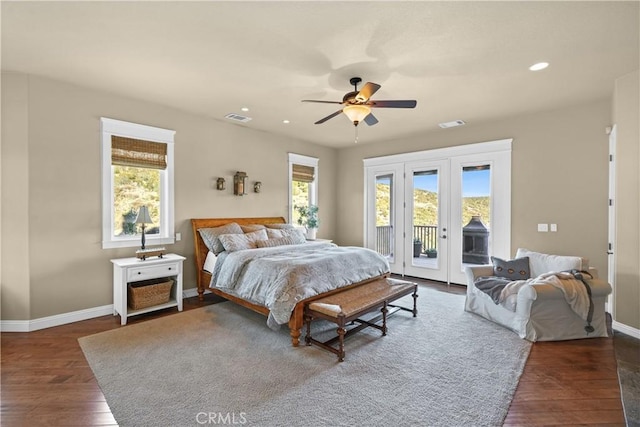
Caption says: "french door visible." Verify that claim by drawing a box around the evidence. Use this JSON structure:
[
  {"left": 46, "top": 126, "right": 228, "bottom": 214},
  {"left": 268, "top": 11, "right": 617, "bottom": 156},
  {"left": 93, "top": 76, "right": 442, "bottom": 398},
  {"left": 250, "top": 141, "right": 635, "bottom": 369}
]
[
  {"left": 404, "top": 160, "right": 449, "bottom": 281},
  {"left": 364, "top": 140, "right": 512, "bottom": 285}
]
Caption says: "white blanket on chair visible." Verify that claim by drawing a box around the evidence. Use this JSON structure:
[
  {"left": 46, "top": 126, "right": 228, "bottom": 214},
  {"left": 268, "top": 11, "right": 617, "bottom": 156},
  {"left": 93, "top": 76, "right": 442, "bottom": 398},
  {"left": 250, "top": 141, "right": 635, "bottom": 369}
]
[{"left": 498, "top": 272, "right": 590, "bottom": 320}]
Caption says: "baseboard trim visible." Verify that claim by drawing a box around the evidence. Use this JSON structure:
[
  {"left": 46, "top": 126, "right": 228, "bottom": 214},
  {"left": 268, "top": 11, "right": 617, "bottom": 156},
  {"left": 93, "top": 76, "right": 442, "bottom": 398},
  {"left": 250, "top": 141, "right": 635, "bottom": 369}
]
[
  {"left": 613, "top": 320, "right": 640, "bottom": 339},
  {"left": 1, "top": 304, "right": 114, "bottom": 332},
  {"left": 1, "top": 291, "right": 206, "bottom": 333}
]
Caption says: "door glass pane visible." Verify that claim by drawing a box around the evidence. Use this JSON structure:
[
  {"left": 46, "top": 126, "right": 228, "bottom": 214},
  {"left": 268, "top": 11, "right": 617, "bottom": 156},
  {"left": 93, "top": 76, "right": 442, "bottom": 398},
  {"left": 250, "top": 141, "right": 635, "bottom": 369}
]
[
  {"left": 375, "top": 174, "right": 393, "bottom": 259},
  {"left": 462, "top": 165, "right": 491, "bottom": 265},
  {"left": 413, "top": 170, "right": 439, "bottom": 266}
]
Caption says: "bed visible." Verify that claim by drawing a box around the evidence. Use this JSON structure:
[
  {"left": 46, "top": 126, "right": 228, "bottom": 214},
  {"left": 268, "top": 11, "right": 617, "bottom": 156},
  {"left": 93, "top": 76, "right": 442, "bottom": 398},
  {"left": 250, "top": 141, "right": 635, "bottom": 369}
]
[{"left": 191, "top": 217, "right": 390, "bottom": 346}]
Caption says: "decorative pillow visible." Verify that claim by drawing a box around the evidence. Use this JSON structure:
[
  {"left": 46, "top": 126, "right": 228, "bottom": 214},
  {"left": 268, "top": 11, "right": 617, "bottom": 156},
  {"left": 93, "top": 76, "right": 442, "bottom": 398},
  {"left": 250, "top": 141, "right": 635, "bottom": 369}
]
[
  {"left": 198, "top": 223, "right": 243, "bottom": 255},
  {"left": 256, "top": 236, "right": 298, "bottom": 248},
  {"left": 491, "top": 256, "right": 531, "bottom": 281},
  {"left": 515, "top": 248, "right": 588, "bottom": 277},
  {"left": 266, "top": 227, "right": 306, "bottom": 244},
  {"left": 218, "top": 229, "right": 268, "bottom": 252},
  {"left": 240, "top": 224, "right": 266, "bottom": 233},
  {"left": 265, "top": 223, "right": 296, "bottom": 229},
  {"left": 266, "top": 228, "right": 285, "bottom": 239},
  {"left": 203, "top": 251, "right": 218, "bottom": 273}
]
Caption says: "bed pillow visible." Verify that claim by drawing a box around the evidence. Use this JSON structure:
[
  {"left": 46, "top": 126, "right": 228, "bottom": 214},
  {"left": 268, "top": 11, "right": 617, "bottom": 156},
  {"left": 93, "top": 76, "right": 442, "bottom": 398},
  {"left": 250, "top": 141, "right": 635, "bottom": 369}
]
[
  {"left": 256, "top": 236, "right": 298, "bottom": 248},
  {"left": 203, "top": 251, "right": 218, "bottom": 274},
  {"left": 198, "top": 222, "right": 243, "bottom": 255},
  {"left": 491, "top": 256, "right": 531, "bottom": 281},
  {"left": 266, "top": 227, "right": 306, "bottom": 244},
  {"left": 265, "top": 223, "right": 296, "bottom": 229},
  {"left": 218, "top": 229, "right": 268, "bottom": 252},
  {"left": 240, "top": 224, "right": 266, "bottom": 233},
  {"left": 515, "top": 248, "right": 588, "bottom": 277}
]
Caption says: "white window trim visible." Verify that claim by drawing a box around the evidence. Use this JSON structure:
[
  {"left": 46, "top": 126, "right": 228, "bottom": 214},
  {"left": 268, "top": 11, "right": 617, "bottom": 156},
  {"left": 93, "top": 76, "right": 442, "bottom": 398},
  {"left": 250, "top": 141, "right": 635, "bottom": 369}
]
[
  {"left": 288, "top": 153, "right": 319, "bottom": 224},
  {"left": 101, "top": 117, "right": 176, "bottom": 249}
]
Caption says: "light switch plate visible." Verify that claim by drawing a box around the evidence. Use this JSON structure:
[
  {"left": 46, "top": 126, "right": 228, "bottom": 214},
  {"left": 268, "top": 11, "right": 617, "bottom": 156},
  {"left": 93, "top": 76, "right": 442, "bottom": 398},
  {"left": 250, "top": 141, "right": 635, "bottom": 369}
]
[
  {"left": 538, "top": 223, "right": 549, "bottom": 232},
  {"left": 550, "top": 224, "right": 557, "bottom": 232}
]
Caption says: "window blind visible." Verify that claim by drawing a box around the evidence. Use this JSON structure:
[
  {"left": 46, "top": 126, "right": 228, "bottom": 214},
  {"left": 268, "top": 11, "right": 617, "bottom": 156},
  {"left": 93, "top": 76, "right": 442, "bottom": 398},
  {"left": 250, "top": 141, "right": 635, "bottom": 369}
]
[
  {"left": 292, "top": 164, "right": 315, "bottom": 183},
  {"left": 111, "top": 136, "right": 167, "bottom": 170}
]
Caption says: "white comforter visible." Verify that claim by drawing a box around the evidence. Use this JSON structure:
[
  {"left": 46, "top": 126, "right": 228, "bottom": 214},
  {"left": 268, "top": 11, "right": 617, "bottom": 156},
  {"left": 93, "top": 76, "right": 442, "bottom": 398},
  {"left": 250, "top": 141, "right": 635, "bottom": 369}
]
[{"left": 210, "top": 242, "right": 390, "bottom": 329}]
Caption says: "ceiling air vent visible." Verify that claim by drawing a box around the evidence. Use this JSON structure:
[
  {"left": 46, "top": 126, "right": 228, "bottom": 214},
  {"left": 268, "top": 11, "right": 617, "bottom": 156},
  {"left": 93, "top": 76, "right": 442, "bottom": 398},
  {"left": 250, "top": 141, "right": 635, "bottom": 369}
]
[
  {"left": 224, "top": 113, "right": 252, "bottom": 123},
  {"left": 439, "top": 119, "right": 466, "bottom": 129}
]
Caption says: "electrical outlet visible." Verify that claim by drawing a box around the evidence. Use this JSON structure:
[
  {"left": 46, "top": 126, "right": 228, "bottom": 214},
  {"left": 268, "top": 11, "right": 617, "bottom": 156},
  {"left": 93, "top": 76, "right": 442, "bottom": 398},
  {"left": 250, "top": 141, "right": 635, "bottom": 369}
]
[{"left": 537, "top": 223, "right": 549, "bottom": 232}]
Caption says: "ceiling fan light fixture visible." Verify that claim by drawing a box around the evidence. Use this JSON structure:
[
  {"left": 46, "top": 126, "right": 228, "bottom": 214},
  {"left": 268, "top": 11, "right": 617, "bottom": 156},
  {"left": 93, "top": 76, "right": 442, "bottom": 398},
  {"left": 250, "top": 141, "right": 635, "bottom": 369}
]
[{"left": 343, "top": 104, "right": 371, "bottom": 125}]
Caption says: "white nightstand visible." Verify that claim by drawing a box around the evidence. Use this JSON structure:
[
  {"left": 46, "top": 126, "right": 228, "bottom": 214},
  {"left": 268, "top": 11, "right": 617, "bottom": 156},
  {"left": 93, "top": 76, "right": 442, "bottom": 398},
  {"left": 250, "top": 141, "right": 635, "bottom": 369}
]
[{"left": 111, "top": 253, "right": 186, "bottom": 325}]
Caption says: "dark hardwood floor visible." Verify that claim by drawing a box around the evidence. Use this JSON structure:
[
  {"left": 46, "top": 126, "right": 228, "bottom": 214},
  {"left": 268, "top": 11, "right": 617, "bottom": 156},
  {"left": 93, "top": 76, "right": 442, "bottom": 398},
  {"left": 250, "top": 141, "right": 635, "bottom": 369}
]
[{"left": 1, "top": 281, "right": 629, "bottom": 426}]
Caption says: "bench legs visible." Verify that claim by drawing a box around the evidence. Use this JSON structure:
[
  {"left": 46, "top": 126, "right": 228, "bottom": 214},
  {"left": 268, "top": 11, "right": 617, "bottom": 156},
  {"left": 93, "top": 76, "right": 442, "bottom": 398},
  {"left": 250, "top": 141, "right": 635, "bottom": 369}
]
[
  {"left": 388, "top": 288, "right": 418, "bottom": 318},
  {"left": 305, "top": 287, "right": 417, "bottom": 362},
  {"left": 381, "top": 302, "right": 388, "bottom": 336},
  {"left": 337, "top": 324, "right": 346, "bottom": 362},
  {"left": 304, "top": 313, "right": 348, "bottom": 362}
]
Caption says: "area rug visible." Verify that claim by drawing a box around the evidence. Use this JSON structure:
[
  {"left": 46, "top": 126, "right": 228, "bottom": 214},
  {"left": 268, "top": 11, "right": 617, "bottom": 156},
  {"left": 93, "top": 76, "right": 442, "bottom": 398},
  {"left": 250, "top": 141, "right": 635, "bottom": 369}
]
[{"left": 79, "top": 288, "right": 531, "bottom": 426}]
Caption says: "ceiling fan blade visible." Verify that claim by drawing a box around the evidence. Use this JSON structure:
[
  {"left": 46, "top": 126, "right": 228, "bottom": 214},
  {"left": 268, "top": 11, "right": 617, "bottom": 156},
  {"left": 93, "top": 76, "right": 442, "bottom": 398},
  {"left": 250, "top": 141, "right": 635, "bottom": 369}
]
[
  {"left": 364, "top": 113, "right": 379, "bottom": 126},
  {"left": 302, "top": 100, "right": 343, "bottom": 105},
  {"left": 355, "top": 82, "right": 381, "bottom": 102},
  {"left": 314, "top": 109, "right": 343, "bottom": 124},
  {"left": 369, "top": 100, "right": 417, "bottom": 108}
]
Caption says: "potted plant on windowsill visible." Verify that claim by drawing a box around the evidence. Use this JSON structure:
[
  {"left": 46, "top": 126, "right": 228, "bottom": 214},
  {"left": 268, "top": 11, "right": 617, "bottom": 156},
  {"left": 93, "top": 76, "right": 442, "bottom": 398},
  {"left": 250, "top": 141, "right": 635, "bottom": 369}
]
[
  {"left": 295, "top": 204, "right": 319, "bottom": 240},
  {"left": 413, "top": 238, "right": 422, "bottom": 258},
  {"left": 425, "top": 248, "right": 438, "bottom": 258}
]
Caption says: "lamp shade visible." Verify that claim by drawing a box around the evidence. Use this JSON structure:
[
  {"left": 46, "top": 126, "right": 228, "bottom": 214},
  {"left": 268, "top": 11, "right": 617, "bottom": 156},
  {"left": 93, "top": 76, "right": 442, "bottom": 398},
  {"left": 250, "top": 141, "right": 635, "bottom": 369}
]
[
  {"left": 135, "top": 206, "right": 152, "bottom": 224},
  {"left": 343, "top": 105, "right": 371, "bottom": 124}
]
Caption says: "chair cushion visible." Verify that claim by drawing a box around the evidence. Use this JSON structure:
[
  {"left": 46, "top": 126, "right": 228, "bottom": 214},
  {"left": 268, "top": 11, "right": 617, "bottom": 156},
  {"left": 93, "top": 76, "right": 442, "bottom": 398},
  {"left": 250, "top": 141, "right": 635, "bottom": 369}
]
[
  {"left": 515, "top": 248, "right": 588, "bottom": 277},
  {"left": 491, "top": 256, "right": 531, "bottom": 280}
]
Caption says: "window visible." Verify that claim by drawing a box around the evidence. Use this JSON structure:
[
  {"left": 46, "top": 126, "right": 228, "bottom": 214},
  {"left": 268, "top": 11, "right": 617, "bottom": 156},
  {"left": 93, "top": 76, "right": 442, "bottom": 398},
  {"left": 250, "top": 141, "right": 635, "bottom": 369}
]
[
  {"left": 288, "top": 153, "right": 318, "bottom": 225},
  {"left": 101, "top": 118, "right": 175, "bottom": 249}
]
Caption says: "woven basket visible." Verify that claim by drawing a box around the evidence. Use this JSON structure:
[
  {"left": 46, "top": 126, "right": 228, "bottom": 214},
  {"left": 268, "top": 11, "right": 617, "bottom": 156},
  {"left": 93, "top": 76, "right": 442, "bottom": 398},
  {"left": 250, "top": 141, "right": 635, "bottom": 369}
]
[{"left": 128, "top": 279, "right": 173, "bottom": 310}]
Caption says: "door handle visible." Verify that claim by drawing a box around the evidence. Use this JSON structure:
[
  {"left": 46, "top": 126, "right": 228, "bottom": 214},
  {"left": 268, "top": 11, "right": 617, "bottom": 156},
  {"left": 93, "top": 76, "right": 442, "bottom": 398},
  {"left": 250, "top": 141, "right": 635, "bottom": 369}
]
[{"left": 607, "top": 251, "right": 613, "bottom": 255}]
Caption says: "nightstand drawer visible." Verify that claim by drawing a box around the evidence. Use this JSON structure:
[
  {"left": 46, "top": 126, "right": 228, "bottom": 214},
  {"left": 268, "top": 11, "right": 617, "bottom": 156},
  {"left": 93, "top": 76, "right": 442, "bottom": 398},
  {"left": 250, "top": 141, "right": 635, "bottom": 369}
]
[{"left": 127, "top": 262, "right": 180, "bottom": 282}]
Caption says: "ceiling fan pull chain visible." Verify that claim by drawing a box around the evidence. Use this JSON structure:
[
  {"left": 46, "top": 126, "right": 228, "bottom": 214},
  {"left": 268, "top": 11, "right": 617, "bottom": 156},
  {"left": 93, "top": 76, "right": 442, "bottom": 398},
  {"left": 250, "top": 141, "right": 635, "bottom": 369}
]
[{"left": 354, "top": 126, "right": 359, "bottom": 144}]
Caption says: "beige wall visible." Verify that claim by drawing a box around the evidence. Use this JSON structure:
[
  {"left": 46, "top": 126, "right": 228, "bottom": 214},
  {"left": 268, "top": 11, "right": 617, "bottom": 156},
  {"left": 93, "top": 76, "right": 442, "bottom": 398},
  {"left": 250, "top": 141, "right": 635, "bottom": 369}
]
[
  {"left": 1, "top": 73, "right": 337, "bottom": 320},
  {"left": 336, "top": 101, "right": 610, "bottom": 281},
  {"left": 612, "top": 70, "right": 640, "bottom": 330},
  {"left": 1, "top": 73, "right": 31, "bottom": 320}
]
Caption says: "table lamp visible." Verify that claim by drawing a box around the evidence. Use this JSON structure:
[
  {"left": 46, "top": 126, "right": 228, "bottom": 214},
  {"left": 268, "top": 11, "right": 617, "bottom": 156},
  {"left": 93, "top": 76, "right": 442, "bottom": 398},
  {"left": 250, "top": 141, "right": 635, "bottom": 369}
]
[{"left": 135, "top": 206, "right": 152, "bottom": 250}]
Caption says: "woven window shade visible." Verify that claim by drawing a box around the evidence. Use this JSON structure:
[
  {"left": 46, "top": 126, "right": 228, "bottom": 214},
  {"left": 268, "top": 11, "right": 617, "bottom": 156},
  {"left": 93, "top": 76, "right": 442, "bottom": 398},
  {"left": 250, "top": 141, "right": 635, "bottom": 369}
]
[
  {"left": 112, "top": 136, "right": 167, "bottom": 170},
  {"left": 292, "top": 164, "right": 315, "bottom": 183}
]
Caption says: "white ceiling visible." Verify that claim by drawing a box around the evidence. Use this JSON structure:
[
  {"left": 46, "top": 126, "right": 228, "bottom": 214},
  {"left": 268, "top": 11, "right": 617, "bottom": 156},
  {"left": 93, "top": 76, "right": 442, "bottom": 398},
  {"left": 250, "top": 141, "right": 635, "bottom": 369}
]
[{"left": 2, "top": 1, "right": 638, "bottom": 148}]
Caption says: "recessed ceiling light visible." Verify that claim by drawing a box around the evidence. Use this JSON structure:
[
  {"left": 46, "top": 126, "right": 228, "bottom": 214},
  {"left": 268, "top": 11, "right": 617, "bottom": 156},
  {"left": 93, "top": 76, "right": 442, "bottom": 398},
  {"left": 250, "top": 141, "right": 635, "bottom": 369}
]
[
  {"left": 241, "top": 107, "right": 249, "bottom": 112},
  {"left": 529, "top": 62, "right": 549, "bottom": 71},
  {"left": 282, "top": 120, "right": 290, "bottom": 124}
]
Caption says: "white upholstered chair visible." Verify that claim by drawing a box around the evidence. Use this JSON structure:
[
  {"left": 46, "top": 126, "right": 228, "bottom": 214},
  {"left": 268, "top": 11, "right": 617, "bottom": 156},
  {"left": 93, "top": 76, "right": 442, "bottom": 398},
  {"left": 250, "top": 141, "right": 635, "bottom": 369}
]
[{"left": 464, "top": 248, "right": 612, "bottom": 341}]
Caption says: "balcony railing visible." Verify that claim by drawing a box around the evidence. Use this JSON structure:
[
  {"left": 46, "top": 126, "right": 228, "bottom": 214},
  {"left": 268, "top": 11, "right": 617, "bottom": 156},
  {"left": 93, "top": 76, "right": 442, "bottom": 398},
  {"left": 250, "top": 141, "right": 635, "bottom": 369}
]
[{"left": 375, "top": 225, "right": 438, "bottom": 256}]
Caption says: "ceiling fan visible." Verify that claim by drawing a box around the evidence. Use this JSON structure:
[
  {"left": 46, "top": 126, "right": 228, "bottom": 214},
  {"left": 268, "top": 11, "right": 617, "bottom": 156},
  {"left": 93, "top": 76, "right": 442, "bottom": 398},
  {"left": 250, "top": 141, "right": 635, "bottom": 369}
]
[{"left": 302, "top": 77, "right": 417, "bottom": 127}]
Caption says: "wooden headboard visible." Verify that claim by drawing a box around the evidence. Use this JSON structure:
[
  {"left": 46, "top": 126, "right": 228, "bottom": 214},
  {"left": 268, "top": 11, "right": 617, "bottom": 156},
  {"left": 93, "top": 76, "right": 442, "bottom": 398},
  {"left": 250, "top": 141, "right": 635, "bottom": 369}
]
[{"left": 190, "top": 217, "right": 286, "bottom": 294}]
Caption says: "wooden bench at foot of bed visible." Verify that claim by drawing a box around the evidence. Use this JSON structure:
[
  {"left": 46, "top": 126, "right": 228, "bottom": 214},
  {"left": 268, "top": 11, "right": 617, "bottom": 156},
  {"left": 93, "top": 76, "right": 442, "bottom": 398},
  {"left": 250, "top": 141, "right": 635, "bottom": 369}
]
[{"left": 304, "top": 277, "right": 418, "bottom": 362}]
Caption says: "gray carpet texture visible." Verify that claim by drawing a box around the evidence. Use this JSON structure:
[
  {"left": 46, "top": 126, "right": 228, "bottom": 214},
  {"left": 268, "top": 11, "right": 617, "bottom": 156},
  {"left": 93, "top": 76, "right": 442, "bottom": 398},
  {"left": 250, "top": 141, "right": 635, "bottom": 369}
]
[
  {"left": 79, "top": 288, "right": 531, "bottom": 427},
  {"left": 615, "top": 332, "right": 640, "bottom": 427}
]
